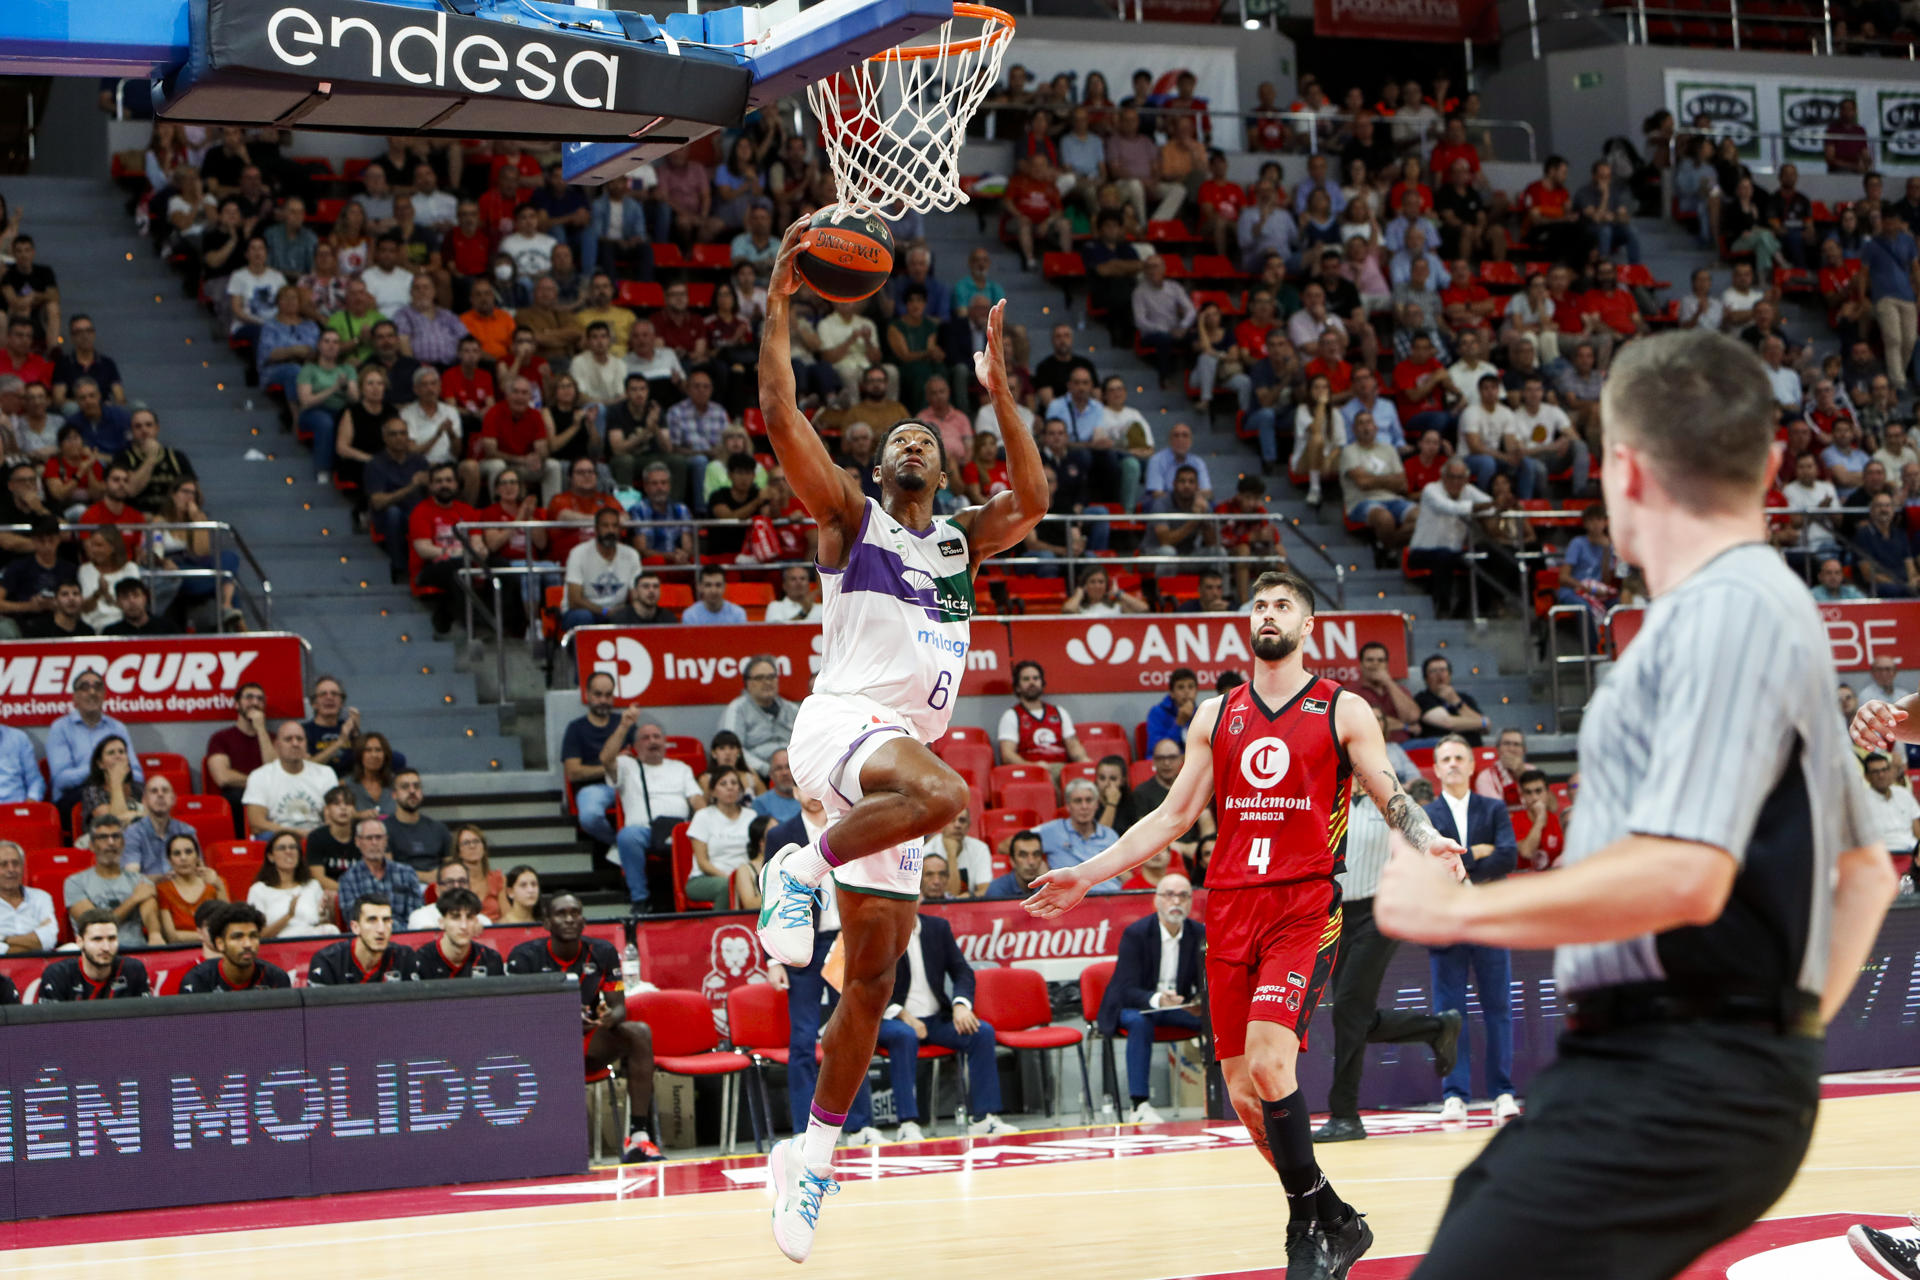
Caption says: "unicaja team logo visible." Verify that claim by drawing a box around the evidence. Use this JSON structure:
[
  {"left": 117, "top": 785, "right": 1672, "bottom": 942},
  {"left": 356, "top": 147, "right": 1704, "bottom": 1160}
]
[
  {"left": 1240, "top": 737, "right": 1291, "bottom": 789},
  {"left": 590, "top": 636, "right": 653, "bottom": 699},
  {"left": 1066, "top": 623, "right": 1136, "bottom": 666}
]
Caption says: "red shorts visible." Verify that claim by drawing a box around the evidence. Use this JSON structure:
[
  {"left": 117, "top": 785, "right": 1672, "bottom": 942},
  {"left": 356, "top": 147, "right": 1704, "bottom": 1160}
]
[{"left": 1205, "top": 880, "right": 1342, "bottom": 1060}]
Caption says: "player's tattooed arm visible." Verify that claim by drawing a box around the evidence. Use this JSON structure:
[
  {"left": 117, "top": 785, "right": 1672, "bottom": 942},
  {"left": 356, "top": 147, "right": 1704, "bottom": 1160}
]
[{"left": 1384, "top": 779, "right": 1440, "bottom": 855}]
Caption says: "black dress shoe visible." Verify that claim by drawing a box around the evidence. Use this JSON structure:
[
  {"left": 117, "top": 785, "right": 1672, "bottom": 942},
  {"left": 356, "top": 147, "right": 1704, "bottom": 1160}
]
[
  {"left": 1430, "top": 1009, "right": 1464, "bottom": 1079},
  {"left": 1313, "top": 1116, "right": 1367, "bottom": 1143}
]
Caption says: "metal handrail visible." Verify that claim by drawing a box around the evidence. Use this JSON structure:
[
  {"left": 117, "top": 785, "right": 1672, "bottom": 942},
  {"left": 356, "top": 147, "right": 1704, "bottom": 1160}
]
[
  {"left": 0, "top": 519, "right": 274, "bottom": 631},
  {"left": 1662, "top": 128, "right": 1917, "bottom": 176},
  {"left": 1528, "top": 0, "right": 1920, "bottom": 54},
  {"left": 980, "top": 102, "right": 1540, "bottom": 166}
]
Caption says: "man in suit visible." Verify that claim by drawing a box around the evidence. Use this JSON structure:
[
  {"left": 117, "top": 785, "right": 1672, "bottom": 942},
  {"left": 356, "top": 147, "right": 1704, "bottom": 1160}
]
[
  {"left": 1423, "top": 734, "right": 1519, "bottom": 1123},
  {"left": 872, "top": 906, "right": 1017, "bottom": 1142},
  {"left": 764, "top": 800, "right": 881, "bottom": 1145},
  {"left": 1098, "top": 872, "right": 1205, "bottom": 1124}
]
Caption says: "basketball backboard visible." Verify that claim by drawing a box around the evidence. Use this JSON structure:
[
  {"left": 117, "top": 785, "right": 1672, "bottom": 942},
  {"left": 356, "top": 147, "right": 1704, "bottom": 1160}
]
[{"left": 0, "top": 0, "right": 957, "bottom": 185}]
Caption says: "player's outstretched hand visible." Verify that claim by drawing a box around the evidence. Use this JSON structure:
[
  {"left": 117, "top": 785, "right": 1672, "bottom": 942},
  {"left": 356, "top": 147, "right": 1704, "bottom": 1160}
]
[
  {"left": 1022, "top": 865, "right": 1091, "bottom": 918},
  {"left": 974, "top": 299, "right": 1008, "bottom": 395},
  {"left": 1427, "top": 833, "right": 1471, "bottom": 882},
  {"left": 769, "top": 215, "right": 815, "bottom": 299},
  {"left": 1851, "top": 699, "right": 1907, "bottom": 753},
  {"left": 1375, "top": 831, "right": 1468, "bottom": 945}
]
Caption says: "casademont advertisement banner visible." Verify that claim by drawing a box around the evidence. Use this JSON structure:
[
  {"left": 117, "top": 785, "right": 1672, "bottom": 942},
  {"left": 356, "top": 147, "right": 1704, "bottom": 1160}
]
[
  {"left": 1312, "top": 0, "right": 1498, "bottom": 43},
  {"left": 1666, "top": 69, "right": 1920, "bottom": 173},
  {"left": 0, "top": 633, "right": 306, "bottom": 723},
  {"left": 572, "top": 612, "right": 1410, "bottom": 707}
]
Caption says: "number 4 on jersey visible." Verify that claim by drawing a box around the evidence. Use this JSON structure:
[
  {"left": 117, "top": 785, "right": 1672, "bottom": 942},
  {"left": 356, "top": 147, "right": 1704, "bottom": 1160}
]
[{"left": 1247, "top": 837, "right": 1272, "bottom": 874}]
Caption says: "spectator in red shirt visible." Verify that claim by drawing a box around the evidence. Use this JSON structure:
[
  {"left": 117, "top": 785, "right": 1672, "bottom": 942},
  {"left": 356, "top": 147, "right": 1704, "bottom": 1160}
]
[
  {"left": 1580, "top": 261, "right": 1647, "bottom": 341},
  {"left": 441, "top": 201, "right": 494, "bottom": 296},
  {"left": 1429, "top": 117, "right": 1480, "bottom": 181},
  {"left": 1518, "top": 154, "right": 1581, "bottom": 264},
  {"left": 651, "top": 281, "right": 711, "bottom": 368},
  {"left": 1247, "top": 81, "right": 1290, "bottom": 152},
  {"left": 0, "top": 318, "right": 51, "bottom": 388},
  {"left": 1386, "top": 157, "right": 1434, "bottom": 215},
  {"left": 1510, "top": 768, "right": 1565, "bottom": 870},
  {"left": 1824, "top": 98, "right": 1873, "bottom": 175},
  {"left": 1819, "top": 237, "right": 1870, "bottom": 346},
  {"left": 1393, "top": 332, "right": 1461, "bottom": 438},
  {"left": 1404, "top": 426, "right": 1448, "bottom": 497},
  {"left": 545, "top": 455, "right": 621, "bottom": 565},
  {"left": 1233, "top": 289, "right": 1280, "bottom": 356},
  {"left": 476, "top": 164, "right": 524, "bottom": 240},
  {"left": 1196, "top": 151, "right": 1249, "bottom": 261},
  {"left": 1546, "top": 264, "right": 1613, "bottom": 366},
  {"left": 478, "top": 374, "right": 550, "bottom": 497},
  {"left": 81, "top": 464, "right": 145, "bottom": 557},
  {"left": 407, "top": 462, "right": 484, "bottom": 636},
  {"left": 1472, "top": 727, "right": 1529, "bottom": 805},
  {"left": 45, "top": 422, "right": 104, "bottom": 518},
  {"left": 1304, "top": 329, "right": 1354, "bottom": 398},
  {"left": 440, "top": 334, "right": 497, "bottom": 437},
  {"left": 1441, "top": 257, "right": 1496, "bottom": 335},
  {"left": 1004, "top": 152, "right": 1072, "bottom": 272}
]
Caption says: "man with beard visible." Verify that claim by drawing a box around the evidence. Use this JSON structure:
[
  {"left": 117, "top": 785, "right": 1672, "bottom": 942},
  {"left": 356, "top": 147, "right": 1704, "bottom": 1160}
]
[
  {"left": 37, "top": 909, "right": 152, "bottom": 999},
  {"left": 179, "top": 904, "right": 293, "bottom": 992},
  {"left": 1027, "top": 568, "right": 1468, "bottom": 1280},
  {"left": 506, "top": 892, "right": 661, "bottom": 1162}
]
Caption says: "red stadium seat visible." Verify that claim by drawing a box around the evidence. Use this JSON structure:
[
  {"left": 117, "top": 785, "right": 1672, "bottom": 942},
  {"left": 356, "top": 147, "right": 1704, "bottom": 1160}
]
[
  {"left": 1061, "top": 761, "right": 1098, "bottom": 790},
  {"left": 1079, "top": 959, "right": 1200, "bottom": 1118},
  {"left": 689, "top": 243, "right": 733, "bottom": 272},
  {"left": 0, "top": 801, "right": 62, "bottom": 851},
  {"left": 650, "top": 243, "right": 689, "bottom": 272},
  {"left": 617, "top": 280, "right": 665, "bottom": 309},
  {"left": 996, "top": 780, "right": 1058, "bottom": 823},
  {"left": 1078, "top": 721, "right": 1132, "bottom": 763},
  {"left": 175, "top": 794, "right": 236, "bottom": 848},
  {"left": 664, "top": 736, "right": 707, "bottom": 773},
  {"left": 1128, "top": 759, "right": 1157, "bottom": 788},
  {"left": 138, "top": 751, "right": 194, "bottom": 797},
  {"left": 628, "top": 990, "right": 759, "bottom": 1153},
  {"left": 990, "top": 764, "right": 1054, "bottom": 805},
  {"left": 203, "top": 839, "right": 265, "bottom": 889},
  {"left": 24, "top": 845, "right": 85, "bottom": 896},
  {"left": 973, "top": 966, "right": 1090, "bottom": 1122},
  {"left": 939, "top": 740, "right": 994, "bottom": 795},
  {"left": 669, "top": 822, "right": 713, "bottom": 912},
  {"left": 979, "top": 808, "right": 1031, "bottom": 854}
]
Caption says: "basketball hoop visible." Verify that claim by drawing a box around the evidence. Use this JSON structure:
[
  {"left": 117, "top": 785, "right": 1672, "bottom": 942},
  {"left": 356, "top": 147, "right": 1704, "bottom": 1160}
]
[{"left": 805, "top": 3, "right": 1015, "bottom": 218}]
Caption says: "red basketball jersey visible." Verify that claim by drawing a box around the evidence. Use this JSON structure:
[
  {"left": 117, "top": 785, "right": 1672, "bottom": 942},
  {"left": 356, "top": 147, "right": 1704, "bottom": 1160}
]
[
  {"left": 1010, "top": 703, "right": 1070, "bottom": 763},
  {"left": 1208, "top": 676, "right": 1352, "bottom": 888}
]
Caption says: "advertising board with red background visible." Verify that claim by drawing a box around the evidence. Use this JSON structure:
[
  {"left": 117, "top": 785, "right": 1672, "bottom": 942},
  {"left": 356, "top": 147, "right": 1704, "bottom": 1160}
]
[{"left": 0, "top": 633, "right": 306, "bottom": 722}]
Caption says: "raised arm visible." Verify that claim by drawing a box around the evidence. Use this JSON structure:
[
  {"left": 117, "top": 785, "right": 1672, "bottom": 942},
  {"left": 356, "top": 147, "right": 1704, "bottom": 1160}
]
[
  {"left": 759, "top": 217, "right": 864, "bottom": 554},
  {"left": 957, "top": 300, "right": 1050, "bottom": 562},
  {"left": 1024, "top": 699, "right": 1223, "bottom": 916},
  {"left": 1337, "top": 689, "right": 1466, "bottom": 871},
  {"left": 1851, "top": 692, "right": 1920, "bottom": 751}
]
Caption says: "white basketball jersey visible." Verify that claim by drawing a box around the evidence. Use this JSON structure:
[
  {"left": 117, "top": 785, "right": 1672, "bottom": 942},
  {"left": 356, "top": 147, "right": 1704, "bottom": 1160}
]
[{"left": 814, "top": 498, "right": 974, "bottom": 741}]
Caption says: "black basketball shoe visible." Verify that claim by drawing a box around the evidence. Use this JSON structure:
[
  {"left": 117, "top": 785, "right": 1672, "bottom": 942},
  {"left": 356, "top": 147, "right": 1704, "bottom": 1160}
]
[{"left": 1849, "top": 1223, "right": 1920, "bottom": 1280}]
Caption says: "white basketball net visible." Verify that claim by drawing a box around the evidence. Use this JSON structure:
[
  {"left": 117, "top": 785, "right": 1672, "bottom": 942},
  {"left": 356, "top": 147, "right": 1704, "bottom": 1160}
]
[{"left": 805, "top": 7, "right": 1013, "bottom": 218}]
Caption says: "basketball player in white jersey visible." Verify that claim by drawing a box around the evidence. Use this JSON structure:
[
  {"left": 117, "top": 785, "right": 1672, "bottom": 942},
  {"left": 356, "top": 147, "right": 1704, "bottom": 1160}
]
[{"left": 756, "top": 216, "right": 1048, "bottom": 1263}]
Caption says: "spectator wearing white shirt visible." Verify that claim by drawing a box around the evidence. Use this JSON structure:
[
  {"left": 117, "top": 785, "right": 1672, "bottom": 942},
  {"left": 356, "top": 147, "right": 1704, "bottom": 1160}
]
[
  {"left": 1860, "top": 753, "right": 1920, "bottom": 854},
  {"left": 401, "top": 366, "right": 462, "bottom": 465},
  {"left": 1759, "top": 335, "right": 1802, "bottom": 415},
  {"left": 498, "top": 204, "right": 558, "bottom": 280},
  {"left": 933, "top": 808, "right": 993, "bottom": 897},
  {"left": 1676, "top": 267, "right": 1724, "bottom": 332},
  {"left": 1458, "top": 373, "right": 1540, "bottom": 498},
  {"left": 602, "top": 709, "right": 707, "bottom": 909},
  {"left": 1512, "top": 373, "right": 1592, "bottom": 496},
  {"left": 765, "top": 565, "right": 822, "bottom": 623},
  {"left": 1407, "top": 458, "right": 1492, "bottom": 618},
  {"left": 0, "top": 841, "right": 56, "bottom": 953},
  {"left": 242, "top": 722, "right": 340, "bottom": 840},
  {"left": 560, "top": 507, "right": 644, "bottom": 633},
  {"left": 1131, "top": 255, "right": 1196, "bottom": 387},
  {"left": 1862, "top": 654, "right": 1912, "bottom": 706},
  {"left": 570, "top": 322, "right": 629, "bottom": 406},
  {"left": 360, "top": 235, "right": 416, "bottom": 314},
  {"left": 1445, "top": 329, "right": 1501, "bottom": 407},
  {"left": 1719, "top": 261, "right": 1769, "bottom": 329},
  {"left": 1338, "top": 410, "right": 1416, "bottom": 549},
  {"left": 1779, "top": 452, "right": 1841, "bottom": 553},
  {"left": 684, "top": 771, "right": 757, "bottom": 906},
  {"left": 409, "top": 162, "right": 458, "bottom": 229}
]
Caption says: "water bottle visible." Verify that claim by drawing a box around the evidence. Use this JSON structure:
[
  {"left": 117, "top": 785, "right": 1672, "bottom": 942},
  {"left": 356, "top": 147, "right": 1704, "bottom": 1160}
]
[
  {"left": 621, "top": 915, "right": 642, "bottom": 990},
  {"left": 1098, "top": 1099, "right": 1117, "bottom": 1126}
]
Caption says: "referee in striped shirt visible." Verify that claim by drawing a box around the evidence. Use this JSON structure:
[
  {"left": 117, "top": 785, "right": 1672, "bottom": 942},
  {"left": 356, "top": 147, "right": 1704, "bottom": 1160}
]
[
  {"left": 1314, "top": 788, "right": 1462, "bottom": 1142},
  {"left": 1375, "top": 329, "right": 1900, "bottom": 1280}
]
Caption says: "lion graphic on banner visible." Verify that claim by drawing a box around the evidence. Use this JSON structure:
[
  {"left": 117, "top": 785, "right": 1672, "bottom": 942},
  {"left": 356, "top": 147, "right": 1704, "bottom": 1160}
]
[{"left": 701, "top": 922, "right": 767, "bottom": 1033}]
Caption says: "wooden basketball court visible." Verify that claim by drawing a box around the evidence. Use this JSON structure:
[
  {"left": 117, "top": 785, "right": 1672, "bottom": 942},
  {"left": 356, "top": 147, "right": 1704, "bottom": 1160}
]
[{"left": 5, "top": 1074, "right": 1915, "bottom": 1280}]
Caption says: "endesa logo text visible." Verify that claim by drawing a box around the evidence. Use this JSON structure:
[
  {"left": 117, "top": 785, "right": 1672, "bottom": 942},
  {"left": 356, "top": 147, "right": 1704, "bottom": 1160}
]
[{"left": 264, "top": 2, "right": 622, "bottom": 110}]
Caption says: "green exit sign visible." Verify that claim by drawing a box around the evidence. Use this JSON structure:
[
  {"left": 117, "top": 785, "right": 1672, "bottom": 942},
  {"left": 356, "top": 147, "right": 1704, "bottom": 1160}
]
[{"left": 1573, "top": 70, "right": 1604, "bottom": 90}]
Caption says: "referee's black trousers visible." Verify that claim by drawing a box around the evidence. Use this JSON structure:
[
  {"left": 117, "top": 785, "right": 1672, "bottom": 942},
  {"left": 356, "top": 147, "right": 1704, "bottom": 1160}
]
[
  {"left": 1326, "top": 896, "right": 1446, "bottom": 1119},
  {"left": 1412, "top": 1021, "right": 1821, "bottom": 1280}
]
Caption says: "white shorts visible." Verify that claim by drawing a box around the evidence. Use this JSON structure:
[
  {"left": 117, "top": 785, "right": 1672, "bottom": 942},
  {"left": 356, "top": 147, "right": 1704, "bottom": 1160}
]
[{"left": 786, "top": 692, "right": 925, "bottom": 901}]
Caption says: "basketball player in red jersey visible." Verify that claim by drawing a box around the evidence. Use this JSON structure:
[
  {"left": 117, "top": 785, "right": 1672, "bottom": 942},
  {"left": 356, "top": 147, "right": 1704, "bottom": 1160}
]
[{"left": 1026, "top": 568, "right": 1466, "bottom": 1280}]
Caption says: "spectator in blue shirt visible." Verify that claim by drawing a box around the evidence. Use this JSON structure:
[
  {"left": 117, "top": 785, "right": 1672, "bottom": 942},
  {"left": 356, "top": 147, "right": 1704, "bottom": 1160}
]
[
  {"left": 681, "top": 566, "right": 748, "bottom": 625},
  {"left": 256, "top": 285, "right": 319, "bottom": 396},
  {"left": 1854, "top": 492, "right": 1917, "bottom": 597},
  {"left": 1291, "top": 153, "right": 1346, "bottom": 218},
  {"left": 336, "top": 816, "right": 426, "bottom": 921},
  {"left": 1810, "top": 556, "right": 1868, "bottom": 602},
  {"left": 529, "top": 162, "right": 592, "bottom": 259},
  {"left": 1861, "top": 209, "right": 1919, "bottom": 394},
  {"left": 1143, "top": 421, "right": 1213, "bottom": 500},
  {"left": 68, "top": 380, "right": 132, "bottom": 457},
  {"left": 627, "top": 461, "right": 695, "bottom": 563},
  {"left": 752, "top": 750, "right": 802, "bottom": 824},
  {"left": 1145, "top": 667, "right": 1200, "bottom": 756},
  {"left": 983, "top": 830, "right": 1050, "bottom": 899},
  {"left": 1036, "top": 779, "right": 1123, "bottom": 893},
  {"left": 47, "top": 669, "right": 142, "bottom": 814},
  {"left": 0, "top": 722, "right": 42, "bottom": 804}
]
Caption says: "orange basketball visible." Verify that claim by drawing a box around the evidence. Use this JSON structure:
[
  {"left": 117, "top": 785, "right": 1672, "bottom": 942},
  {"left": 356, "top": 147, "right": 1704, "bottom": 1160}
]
[{"left": 796, "top": 206, "right": 895, "bottom": 304}]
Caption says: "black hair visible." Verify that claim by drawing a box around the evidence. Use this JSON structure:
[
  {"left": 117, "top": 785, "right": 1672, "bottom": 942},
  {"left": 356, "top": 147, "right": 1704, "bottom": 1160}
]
[
  {"left": 1517, "top": 767, "right": 1549, "bottom": 788},
  {"left": 1360, "top": 641, "right": 1389, "bottom": 659},
  {"left": 727, "top": 452, "right": 758, "bottom": 474},
  {"left": 1215, "top": 670, "right": 1246, "bottom": 695},
  {"left": 1008, "top": 829, "right": 1044, "bottom": 853},
  {"left": 213, "top": 902, "right": 267, "bottom": 939},
  {"left": 351, "top": 892, "right": 392, "bottom": 923},
  {"left": 437, "top": 886, "right": 484, "bottom": 918},
  {"left": 877, "top": 418, "right": 949, "bottom": 480},
  {"left": 1170, "top": 667, "right": 1198, "bottom": 686},
  {"left": 1012, "top": 659, "right": 1045, "bottom": 685}
]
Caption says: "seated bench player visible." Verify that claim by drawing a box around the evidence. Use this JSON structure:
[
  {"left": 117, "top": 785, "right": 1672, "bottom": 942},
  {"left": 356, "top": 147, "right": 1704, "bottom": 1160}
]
[
  {"left": 412, "top": 887, "right": 506, "bottom": 979},
  {"left": 506, "top": 891, "right": 663, "bottom": 1162},
  {"left": 37, "top": 908, "right": 152, "bottom": 999},
  {"left": 309, "top": 893, "right": 414, "bottom": 984},
  {"left": 179, "top": 903, "right": 293, "bottom": 992}
]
